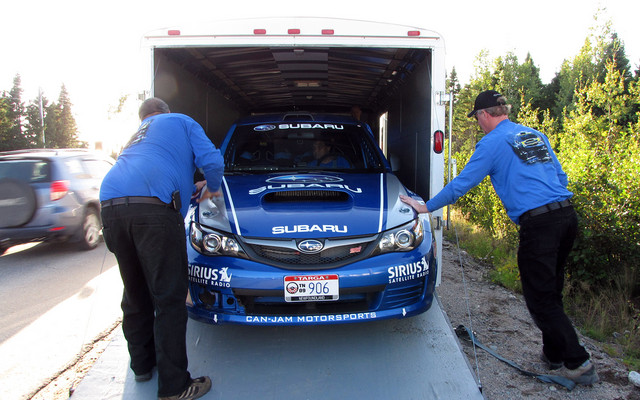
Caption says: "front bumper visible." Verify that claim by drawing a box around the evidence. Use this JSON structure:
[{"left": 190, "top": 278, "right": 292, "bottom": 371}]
[{"left": 186, "top": 239, "right": 437, "bottom": 326}]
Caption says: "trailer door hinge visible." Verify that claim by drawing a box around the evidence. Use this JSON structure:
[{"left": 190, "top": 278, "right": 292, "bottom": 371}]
[{"left": 434, "top": 216, "right": 443, "bottom": 230}]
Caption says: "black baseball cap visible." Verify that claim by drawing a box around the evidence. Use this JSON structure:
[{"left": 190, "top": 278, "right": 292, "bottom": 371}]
[{"left": 468, "top": 90, "right": 503, "bottom": 117}]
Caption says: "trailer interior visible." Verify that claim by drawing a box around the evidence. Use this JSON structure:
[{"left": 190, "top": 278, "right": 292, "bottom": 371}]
[{"left": 152, "top": 45, "right": 434, "bottom": 199}]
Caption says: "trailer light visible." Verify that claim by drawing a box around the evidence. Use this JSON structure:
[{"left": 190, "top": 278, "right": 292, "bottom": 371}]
[
  {"left": 434, "top": 130, "right": 444, "bottom": 154},
  {"left": 408, "top": 30, "right": 420, "bottom": 36},
  {"left": 288, "top": 28, "right": 301, "bottom": 35},
  {"left": 168, "top": 30, "right": 181, "bottom": 36},
  {"left": 254, "top": 29, "right": 267, "bottom": 35},
  {"left": 322, "top": 29, "right": 334, "bottom": 35}
]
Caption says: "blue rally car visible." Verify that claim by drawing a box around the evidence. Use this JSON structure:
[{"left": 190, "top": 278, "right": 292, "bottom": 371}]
[{"left": 186, "top": 113, "right": 437, "bottom": 325}]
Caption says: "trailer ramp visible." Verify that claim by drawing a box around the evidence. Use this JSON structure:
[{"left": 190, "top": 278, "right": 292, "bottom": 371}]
[{"left": 73, "top": 296, "right": 483, "bottom": 399}]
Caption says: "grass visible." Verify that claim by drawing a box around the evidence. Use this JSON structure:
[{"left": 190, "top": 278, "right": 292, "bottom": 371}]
[
  {"left": 443, "top": 212, "right": 640, "bottom": 370},
  {"left": 443, "top": 214, "right": 521, "bottom": 293}
]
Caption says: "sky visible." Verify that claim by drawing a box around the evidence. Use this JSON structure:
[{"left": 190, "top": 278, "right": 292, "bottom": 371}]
[{"left": 1, "top": 0, "right": 638, "bottom": 149}]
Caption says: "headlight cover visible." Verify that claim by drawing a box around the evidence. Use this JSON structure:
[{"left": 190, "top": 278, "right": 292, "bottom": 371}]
[
  {"left": 373, "top": 218, "right": 424, "bottom": 255},
  {"left": 190, "top": 221, "right": 247, "bottom": 258}
]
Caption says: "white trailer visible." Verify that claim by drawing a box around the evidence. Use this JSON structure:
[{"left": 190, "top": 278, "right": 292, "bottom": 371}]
[{"left": 143, "top": 17, "right": 447, "bottom": 283}]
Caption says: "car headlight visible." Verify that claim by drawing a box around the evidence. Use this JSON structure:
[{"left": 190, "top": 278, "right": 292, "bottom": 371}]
[
  {"left": 190, "top": 222, "right": 247, "bottom": 258},
  {"left": 373, "top": 218, "right": 424, "bottom": 255}
]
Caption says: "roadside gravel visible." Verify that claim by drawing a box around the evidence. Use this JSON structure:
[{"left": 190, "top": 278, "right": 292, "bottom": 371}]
[{"left": 438, "top": 240, "right": 639, "bottom": 400}]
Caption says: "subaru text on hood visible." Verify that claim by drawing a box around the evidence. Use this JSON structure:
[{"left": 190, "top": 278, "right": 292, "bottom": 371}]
[{"left": 186, "top": 113, "right": 437, "bottom": 325}]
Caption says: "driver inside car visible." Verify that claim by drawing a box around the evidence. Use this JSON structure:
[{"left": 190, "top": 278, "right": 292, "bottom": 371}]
[{"left": 308, "top": 140, "right": 350, "bottom": 168}]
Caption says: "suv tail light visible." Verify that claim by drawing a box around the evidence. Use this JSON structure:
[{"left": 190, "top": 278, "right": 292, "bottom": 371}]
[{"left": 50, "top": 180, "right": 70, "bottom": 201}]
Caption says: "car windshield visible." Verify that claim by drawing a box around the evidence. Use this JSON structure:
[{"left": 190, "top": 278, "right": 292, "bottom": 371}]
[
  {"left": 0, "top": 160, "right": 50, "bottom": 183},
  {"left": 224, "top": 122, "right": 385, "bottom": 173}
]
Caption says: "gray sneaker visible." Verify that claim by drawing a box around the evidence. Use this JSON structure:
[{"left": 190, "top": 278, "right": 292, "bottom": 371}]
[
  {"left": 559, "top": 360, "right": 599, "bottom": 385},
  {"left": 159, "top": 376, "right": 212, "bottom": 400},
  {"left": 540, "top": 352, "right": 563, "bottom": 370}
]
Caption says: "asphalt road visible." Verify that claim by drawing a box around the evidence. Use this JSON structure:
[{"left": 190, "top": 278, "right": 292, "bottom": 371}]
[
  {"left": 0, "top": 241, "right": 117, "bottom": 343},
  {"left": 0, "top": 241, "right": 122, "bottom": 400}
]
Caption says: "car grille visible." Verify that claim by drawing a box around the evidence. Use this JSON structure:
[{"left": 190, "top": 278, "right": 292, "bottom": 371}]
[
  {"left": 234, "top": 285, "right": 385, "bottom": 315},
  {"left": 241, "top": 236, "right": 377, "bottom": 269}
]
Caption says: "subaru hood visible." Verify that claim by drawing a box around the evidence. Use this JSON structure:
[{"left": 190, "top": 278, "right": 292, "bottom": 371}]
[{"left": 196, "top": 172, "right": 414, "bottom": 238}]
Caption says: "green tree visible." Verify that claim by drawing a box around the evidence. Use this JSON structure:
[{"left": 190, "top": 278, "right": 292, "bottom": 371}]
[
  {"left": 559, "top": 60, "right": 640, "bottom": 292},
  {"left": 546, "top": 15, "right": 631, "bottom": 126},
  {"left": 44, "top": 85, "right": 83, "bottom": 148},
  {"left": 517, "top": 53, "right": 545, "bottom": 112},
  {"left": 0, "top": 97, "right": 12, "bottom": 150},
  {"left": 24, "top": 93, "right": 48, "bottom": 148},
  {"left": 0, "top": 75, "right": 30, "bottom": 150},
  {"left": 492, "top": 52, "right": 522, "bottom": 117}
]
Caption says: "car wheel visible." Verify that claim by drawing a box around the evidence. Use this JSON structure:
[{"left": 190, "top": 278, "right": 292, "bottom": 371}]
[
  {"left": 0, "top": 178, "right": 37, "bottom": 228},
  {"left": 78, "top": 208, "right": 102, "bottom": 250}
]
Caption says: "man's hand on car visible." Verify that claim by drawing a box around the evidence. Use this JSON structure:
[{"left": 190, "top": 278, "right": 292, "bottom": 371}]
[
  {"left": 197, "top": 187, "right": 223, "bottom": 203},
  {"left": 399, "top": 194, "right": 430, "bottom": 214}
]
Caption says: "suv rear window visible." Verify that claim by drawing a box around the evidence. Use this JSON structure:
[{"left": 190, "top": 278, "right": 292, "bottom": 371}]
[
  {"left": 83, "top": 159, "right": 114, "bottom": 179},
  {"left": 225, "top": 122, "right": 385, "bottom": 172},
  {"left": 0, "top": 160, "right": 51, "bottom": 183}
]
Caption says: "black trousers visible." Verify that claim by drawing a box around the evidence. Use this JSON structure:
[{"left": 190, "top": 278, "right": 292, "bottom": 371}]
[
  {"left": 101, "top": 203, "right": 191, "bottom": 397},
  {"left": 518, "top": 205, "right": 590, "bottom": 369}
]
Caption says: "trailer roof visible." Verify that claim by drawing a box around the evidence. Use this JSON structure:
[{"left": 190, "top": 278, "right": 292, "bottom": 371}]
[{"left": 144, "top": 18, "right": 443, "bottom": 113}]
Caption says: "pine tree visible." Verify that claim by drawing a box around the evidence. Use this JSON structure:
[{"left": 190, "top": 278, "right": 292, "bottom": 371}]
[
  {"left": 0, "top": 75, "right": 30, "bottom": 150},
  {"left": 57, "top": 85, "right": 80, "bottom": 148},
  {"left": 0, "top": 97, "right": 12, "bottom": 151},
  {"left": 517, "top": 53, "right": 544, "bottom": 112},
  {"left": 24, "top": 93, "right": 48, "bottom": 148},
  {"left": 44, "top": 85, "right": 82, "bottom": 148}
]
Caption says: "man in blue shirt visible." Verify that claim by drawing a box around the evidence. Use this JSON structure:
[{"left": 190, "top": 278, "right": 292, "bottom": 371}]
[
  {"left": 400, "top": 90, "right": 598, "bottom": 385},
  {"left": 100, "top": 98, "right": 224, "bottom": 400}
]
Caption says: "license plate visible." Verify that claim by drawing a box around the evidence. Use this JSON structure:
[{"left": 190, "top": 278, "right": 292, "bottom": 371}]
[{"left": 284, "top": 274, "right": 339, "bottom": 302}]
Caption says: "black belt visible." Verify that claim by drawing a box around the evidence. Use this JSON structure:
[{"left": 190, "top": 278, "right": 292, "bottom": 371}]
[
  {"left": 101, "top": 196, "right": 171, "bottom": 209},
  {"left": 520, "top": 199, "right": 572, "bottom": 221}
]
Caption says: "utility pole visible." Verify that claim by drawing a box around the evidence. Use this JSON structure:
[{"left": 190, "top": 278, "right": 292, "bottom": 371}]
[{"left": 39, "top": 88, "right": 45, "bottom": 148}]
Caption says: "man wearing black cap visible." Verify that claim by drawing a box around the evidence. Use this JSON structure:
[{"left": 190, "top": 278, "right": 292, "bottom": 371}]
[{"left": 400, "top": 90, "right": 598, "bottom": 385}]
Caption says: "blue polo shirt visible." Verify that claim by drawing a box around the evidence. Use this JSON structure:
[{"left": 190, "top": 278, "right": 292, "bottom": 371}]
[
  {"left": 100, "top": 113, "right": 224, "bottom": 216},
  {"left": 426, "top": 119, "right": 572, "bottom": 224}
]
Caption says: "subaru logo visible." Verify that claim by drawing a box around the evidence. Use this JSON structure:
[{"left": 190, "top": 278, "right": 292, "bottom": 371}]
[
  {"left": 253, "top": 124, "right": 276, "bottom": 132},
  {"left": 297, "top": 239, "right": 324, "bottom": 254},
  {"left": 266, "top": 175, "right": 343, "bottom": 184}
]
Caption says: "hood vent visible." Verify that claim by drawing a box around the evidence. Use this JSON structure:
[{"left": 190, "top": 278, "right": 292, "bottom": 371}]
[{"left": 263, "top": 190, "right": 349, "bottom": 203}]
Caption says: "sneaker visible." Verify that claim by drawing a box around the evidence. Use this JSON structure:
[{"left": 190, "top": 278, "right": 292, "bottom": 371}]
[
  {"left": 540, "top": 352, "right": 563, "bottom": 370},
  {"left": 159, "top": 376, "right": 212, "bottom": 400},
  {"left": 135, "top": 371, "right": 153, "bottom": 382},
  {"left": 559, "top": 360, "right": 599, "bottom": 385}
]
